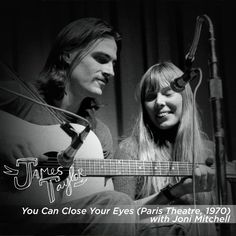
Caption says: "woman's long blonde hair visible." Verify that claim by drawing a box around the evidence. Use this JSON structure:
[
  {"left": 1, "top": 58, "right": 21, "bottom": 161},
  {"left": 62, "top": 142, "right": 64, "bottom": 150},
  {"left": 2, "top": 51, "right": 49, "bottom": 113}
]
[{"left": 121, "top": 62, "right": 213, "bottom": 202}]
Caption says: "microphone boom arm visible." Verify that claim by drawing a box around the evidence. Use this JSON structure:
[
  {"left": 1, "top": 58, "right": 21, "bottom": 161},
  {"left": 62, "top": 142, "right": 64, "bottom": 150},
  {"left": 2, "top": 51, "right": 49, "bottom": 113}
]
[{"left": 185, "top": 16, "right": 204, "bottom": 68}]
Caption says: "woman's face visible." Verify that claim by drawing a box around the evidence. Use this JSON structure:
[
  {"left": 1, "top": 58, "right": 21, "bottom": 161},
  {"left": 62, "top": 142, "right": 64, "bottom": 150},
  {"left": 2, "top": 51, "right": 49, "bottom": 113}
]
[
  {"left": 68, "top": 37, "right": 117, "bottom": 97},
  {"left": 144, "top": 86, "right": 183, "bottom": 130}
]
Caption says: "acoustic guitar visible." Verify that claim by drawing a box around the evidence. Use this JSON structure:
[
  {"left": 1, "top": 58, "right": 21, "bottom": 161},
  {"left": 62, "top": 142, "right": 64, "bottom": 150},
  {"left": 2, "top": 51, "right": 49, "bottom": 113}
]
[{"left": 1, "top": 110, "right": 235, "bottom": 206}]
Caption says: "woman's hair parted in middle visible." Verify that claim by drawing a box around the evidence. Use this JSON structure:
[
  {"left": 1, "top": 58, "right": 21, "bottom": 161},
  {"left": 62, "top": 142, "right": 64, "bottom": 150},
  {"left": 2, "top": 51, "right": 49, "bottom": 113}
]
[{"left": 121, "top": 62, "right": 209, "bottom": 197}]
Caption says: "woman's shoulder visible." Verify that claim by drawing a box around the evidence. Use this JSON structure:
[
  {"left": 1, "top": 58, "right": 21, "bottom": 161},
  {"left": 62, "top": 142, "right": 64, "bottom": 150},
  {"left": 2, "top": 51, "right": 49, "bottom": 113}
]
[
  {"left": 204, "top": 139, "right": 214, "bottom": 152},
  {"left": 114, "top": 136, "right": 138, "bottom": 160},
  {"left": 203, "top": 138, "right": 215, "bottom": 163},
  {"left": 119, "top": 136, "right": 137, "bottom": 149}
]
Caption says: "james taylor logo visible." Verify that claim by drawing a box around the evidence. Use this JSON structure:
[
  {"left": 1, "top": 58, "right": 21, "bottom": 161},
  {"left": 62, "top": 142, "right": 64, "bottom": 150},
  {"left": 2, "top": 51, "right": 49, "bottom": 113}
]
[{"left": 3, "top": 157, "right": 87, "bottom": 203}]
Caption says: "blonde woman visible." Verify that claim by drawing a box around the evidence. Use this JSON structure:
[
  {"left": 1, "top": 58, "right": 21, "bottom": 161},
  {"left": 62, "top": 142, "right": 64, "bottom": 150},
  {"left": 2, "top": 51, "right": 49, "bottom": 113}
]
[{"left": 113, "top": 62, "right": 216, "bottom": 235}]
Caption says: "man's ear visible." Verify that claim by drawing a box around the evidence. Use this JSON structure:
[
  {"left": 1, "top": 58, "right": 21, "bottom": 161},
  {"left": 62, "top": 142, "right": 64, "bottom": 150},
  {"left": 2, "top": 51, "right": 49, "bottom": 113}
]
[{"left": 62, "top": 53, "right": 73, "bottom": 64}]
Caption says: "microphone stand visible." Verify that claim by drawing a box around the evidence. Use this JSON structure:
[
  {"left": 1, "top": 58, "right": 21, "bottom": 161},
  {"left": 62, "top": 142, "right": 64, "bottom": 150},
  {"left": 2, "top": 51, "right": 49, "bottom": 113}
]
[
  {"left": 199, "top": 14, "right": 229, "bottom": 235},
  {"left": 199, "top": 14, "right": 228, "bottom": 205},
  {"left": 187, "top": 14, "right": 229, "bottom": 235}
]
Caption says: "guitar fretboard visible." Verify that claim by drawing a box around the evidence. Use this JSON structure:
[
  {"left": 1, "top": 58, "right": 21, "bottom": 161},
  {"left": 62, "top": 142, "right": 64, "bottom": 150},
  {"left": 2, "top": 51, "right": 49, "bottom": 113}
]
[{"left": 73, "top": 159, "right": 198, "bottom": 177}]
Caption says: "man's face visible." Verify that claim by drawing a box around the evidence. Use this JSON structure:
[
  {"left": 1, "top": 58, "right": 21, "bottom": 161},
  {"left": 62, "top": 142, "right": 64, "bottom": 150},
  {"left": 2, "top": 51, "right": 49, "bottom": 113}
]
[{"left": 69, "top": 37, "right": 117, "bottom": 97}]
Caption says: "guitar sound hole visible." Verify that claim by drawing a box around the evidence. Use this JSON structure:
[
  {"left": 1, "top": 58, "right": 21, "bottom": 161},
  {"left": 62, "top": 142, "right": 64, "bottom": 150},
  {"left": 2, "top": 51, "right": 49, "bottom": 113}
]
[{"left": 37, "top": 151, "right": 69, "bottom": 181}]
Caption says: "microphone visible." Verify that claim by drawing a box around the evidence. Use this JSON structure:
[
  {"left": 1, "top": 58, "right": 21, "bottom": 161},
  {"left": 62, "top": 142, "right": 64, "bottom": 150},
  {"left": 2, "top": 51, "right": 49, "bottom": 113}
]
[
  {"left": 170, "top": 68, "right": 198, "bottom": 92},
  {"left": 57, "top": 125, "right": 90, "bottom": 167}
]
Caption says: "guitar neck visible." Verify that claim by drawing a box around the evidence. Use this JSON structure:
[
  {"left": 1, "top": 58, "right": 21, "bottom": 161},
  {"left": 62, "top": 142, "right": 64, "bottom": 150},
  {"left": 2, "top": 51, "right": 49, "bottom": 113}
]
[{"left": 74, "top": 159, "right": 196, "bottom": 177}]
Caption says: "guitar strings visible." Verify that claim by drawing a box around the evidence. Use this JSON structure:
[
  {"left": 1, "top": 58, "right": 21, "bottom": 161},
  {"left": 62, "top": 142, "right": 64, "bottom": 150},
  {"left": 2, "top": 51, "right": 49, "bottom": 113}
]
[{"left": 36, "top": 160, "right": 206, "bottom": 176}]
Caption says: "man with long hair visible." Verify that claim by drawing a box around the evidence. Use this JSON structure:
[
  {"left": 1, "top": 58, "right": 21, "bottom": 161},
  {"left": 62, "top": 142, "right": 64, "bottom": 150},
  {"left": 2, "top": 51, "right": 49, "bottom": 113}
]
[{"left": 0, "top": 18, "right": 137, "bottom": 236}]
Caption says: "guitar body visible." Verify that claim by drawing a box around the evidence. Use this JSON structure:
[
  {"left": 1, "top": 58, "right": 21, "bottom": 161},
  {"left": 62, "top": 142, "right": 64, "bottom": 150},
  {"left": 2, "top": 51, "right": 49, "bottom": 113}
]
[
  {"left": 1, "top": 111, "right": 235, "bottom": 206},
  {"left": 0, "top": 110, "right": 114, "bottom": 205}
]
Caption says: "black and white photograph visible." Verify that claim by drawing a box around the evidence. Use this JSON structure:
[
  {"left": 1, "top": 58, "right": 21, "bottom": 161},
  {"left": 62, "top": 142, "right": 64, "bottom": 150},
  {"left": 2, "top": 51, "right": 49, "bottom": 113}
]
[{"left": 0, "top": 0, "right": 235, "bottom": 235}]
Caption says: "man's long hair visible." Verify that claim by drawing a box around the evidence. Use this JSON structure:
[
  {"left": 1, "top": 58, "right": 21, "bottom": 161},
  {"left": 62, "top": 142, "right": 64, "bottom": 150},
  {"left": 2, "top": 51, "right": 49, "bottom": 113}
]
[{"left": 37, "top": 17, "right": 121, "bottom": 104}]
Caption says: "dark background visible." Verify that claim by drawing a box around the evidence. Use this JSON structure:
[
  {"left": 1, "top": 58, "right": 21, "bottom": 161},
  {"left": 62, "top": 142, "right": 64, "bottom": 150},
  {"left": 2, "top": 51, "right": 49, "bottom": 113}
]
[
  {"left": 0, "top": 0, "right": 235, "bottom": 218},
  {"left": 1, "top": 0, "right": 235, "bottom": 148}
]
